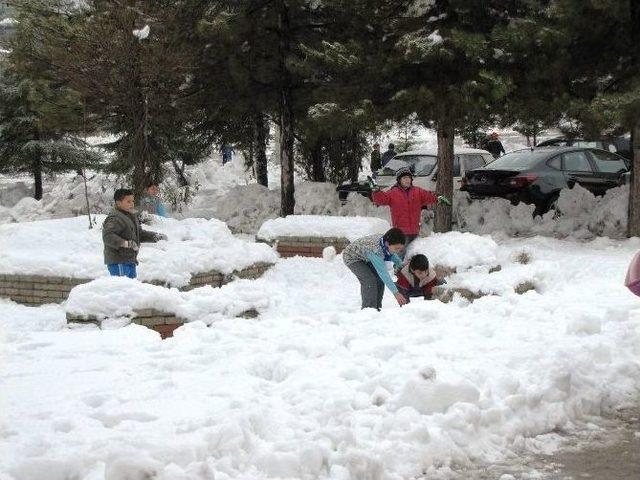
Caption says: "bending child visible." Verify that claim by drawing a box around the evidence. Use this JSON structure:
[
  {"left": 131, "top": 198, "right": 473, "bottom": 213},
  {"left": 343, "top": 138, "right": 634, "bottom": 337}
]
[
  {"left": 343, "top": 228, "right": 408, "bottom": 310},
  {"left": 102, "top": 188, "right": 167, "bottom": 279},
  {"left": 396, "top": 254, "right": 440, "bottom": 301}
]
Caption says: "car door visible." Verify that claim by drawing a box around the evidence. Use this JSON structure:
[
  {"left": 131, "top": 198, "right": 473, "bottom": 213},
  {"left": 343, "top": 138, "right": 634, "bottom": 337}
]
[
  {"left": 561, "top": 150, "right": 603, "bottom": 195},
  {"left": 587, "top": 149, "right": 629, "bottom": 191}
]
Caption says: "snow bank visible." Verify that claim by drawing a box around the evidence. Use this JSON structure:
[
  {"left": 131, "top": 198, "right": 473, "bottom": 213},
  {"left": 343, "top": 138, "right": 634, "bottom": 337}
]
[
  {"left": 407, "top": 231, "right": 499, "bottom": 270},
  {"left": 257, "top": 215, "right": 390, "bottom": 241},
  {"left": 0, "top": 215, "right": 277, "bottom": 286},
  {"left": 0, "top": 179, "right": 33, "bottom": 208},
  {"left": 66, "top": 276, "right": 270, "bottom": 322},
  {"left": 455, "top": 184, "right": 629, "bottom": 239},
  {"left": 196, "top": 181, "right": 389, "bottom": 234},
  {"left": 0, "top": 173, "right": 117, "bottom": 224}
]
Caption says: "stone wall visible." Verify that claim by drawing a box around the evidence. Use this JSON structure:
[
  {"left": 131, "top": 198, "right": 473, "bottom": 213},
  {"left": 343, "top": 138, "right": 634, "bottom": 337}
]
[
  {"left": 0, "top": 262, "right": 274, "bottom": 306},
  {"left": 260, "top": 236, "right": 350, "bottom": 258}
]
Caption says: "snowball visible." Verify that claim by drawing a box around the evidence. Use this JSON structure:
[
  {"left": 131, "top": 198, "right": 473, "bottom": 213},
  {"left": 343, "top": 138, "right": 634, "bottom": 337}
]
[{"left": 322, "top": 246, "right": 337, "bottom": 261}]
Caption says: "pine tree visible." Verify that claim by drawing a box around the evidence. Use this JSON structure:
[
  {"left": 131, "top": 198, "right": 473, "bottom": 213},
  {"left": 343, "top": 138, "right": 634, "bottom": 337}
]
[
  {"left": 0, "top": 4, "right": 100, "bottom": 200},
  {"left": 194, "top": 0, "right": 340, "bottom": 216},
  {"left": 384, "top": 0, "right": 512, "bottom": 232},
  {"left": 12, "top": 0, "right": 214, "bottom": 199}
]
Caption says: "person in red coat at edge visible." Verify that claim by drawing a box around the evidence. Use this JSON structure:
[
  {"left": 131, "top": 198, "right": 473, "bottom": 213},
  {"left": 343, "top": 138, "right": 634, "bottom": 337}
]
[{"left": 370, "top": 166, "right": 451, "bottom": 245}]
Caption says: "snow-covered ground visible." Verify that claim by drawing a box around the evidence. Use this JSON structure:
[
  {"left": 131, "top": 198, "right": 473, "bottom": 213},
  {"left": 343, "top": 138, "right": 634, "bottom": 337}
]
[
  {"left": 1, "top": 232, "right": 639, "bottom": 480},
  {"left": 0, "top": 126, "right": 638, "bottom": 479}
]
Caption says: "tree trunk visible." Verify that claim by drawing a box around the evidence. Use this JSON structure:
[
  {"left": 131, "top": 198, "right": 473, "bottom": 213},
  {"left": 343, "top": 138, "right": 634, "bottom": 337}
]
[
  {"left": 347, "top": 131, "right": 361, "bottom": 182},
  {"left": 130, "top": 124, "right": 149, "bottom": 200},
  {"left": 171, "top": 159, "right": 189, "bottom": 187},
  {"left": 254, "top": 112, "right": 269, "bottom": 187},
  {"left": 310, "top": 141, "right": 325, "bottom": 182},
  {"left": 628, "top": 0, "right": 640, "bottom": 237},
  {"left": 278, "top": 0, "right": 295, "bottom": 216},
  {"left": 32, "top": 154, "right": 43, "bottom": 200},
  {"left": 434, "top": 123, "right": 454, "bottom": 233},
  {"left": 628, "top": 119, "right": 640, "bottom": 237}
]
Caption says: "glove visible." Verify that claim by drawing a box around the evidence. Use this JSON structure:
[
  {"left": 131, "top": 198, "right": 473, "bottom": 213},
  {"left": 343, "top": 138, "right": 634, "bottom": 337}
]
[
  {"left": 437, "top": 195, "right": 451, "bottom": 206},
  {"left": 367, "top": 176, "right": 381, "bottom": 191},
  {"left": 436, "top": 278, "right": 447, "bottom": 286},
  {"left": 156, "top": 233, "right": 168, "bottom": 241},
  {"left": 122, "top": 240, "right": 139, "bottom": 251}
]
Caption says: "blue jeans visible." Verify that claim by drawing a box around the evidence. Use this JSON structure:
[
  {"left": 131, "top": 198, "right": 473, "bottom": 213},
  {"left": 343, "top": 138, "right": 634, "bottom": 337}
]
[{"left": 107, "top": 263, "right": 137, "bottom": 279}]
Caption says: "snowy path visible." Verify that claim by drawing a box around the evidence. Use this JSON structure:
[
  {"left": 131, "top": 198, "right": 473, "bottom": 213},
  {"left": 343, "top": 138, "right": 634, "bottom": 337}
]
[{"left": 1, "top": 235, "right": 639, "bottom": 480}]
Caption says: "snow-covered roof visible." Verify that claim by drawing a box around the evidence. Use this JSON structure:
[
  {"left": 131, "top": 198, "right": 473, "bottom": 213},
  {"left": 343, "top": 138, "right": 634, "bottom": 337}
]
[{"left": 395, "top": 147, "right": 491, "bottom": 157}]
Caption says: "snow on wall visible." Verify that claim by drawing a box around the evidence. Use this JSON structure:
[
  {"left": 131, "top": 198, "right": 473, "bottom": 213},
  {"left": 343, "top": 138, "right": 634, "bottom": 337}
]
[
  {"left": 66, "top": 276, "right": 270, "bottom": 322},
  {"left": 0, "top": 215, "right": 277, "bottom": 286},
  {"left": 257, "top": 215, "right": 390, "bottom": 242}
]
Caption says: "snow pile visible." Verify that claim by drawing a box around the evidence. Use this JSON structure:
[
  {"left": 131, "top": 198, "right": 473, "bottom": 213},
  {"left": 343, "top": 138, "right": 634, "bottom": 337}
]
[
  {"left": 1, "top": 234, "right": 640, "bottom": 478},
  {"left": 0, "top": 174, "right": 117, "bottom": 224},
  {"left": 66, "top": 276, "right": 270, "bottom": 322},
  {"left": 199, "top": 180, "right": 390, "bottom": 234},
  {"left": 257, "top": 215, "right": 390, "bottom": 241},
  {"left": 0, "top": 215, "right": 277, "bottom": 286},
  {"left": 455, "top": 184, "right": 629, "bottom": 239},
  {"left": 179, "top": 159, "right": 281, "bottom": 220},
  {"left": 195, "top": 183, "right": 280, "bottom": 233},
  {"left": 407, "top": 231, "right": 499, "bottom": 270},
  {"left": 0, "top": 179, "right": 33, "bottom": 207}
]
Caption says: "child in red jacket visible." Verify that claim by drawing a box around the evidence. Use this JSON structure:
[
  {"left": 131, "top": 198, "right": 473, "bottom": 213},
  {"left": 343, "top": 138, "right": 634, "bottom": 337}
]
[{"left": 395, "top": 254, "right": 440, "bottom": 301}]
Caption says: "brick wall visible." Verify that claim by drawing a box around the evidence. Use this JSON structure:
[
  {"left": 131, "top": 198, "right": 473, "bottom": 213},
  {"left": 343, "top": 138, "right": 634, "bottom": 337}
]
[
  {"left": 0, "top": 274, "right": 93, "bottom": 306},
  {"left": 259, "top": 236, "right": 350, "bottom": 258},
  {"left": 66, "top": 308, "right": 184, "bottom": 339},
  {"left": 66, "top": 306, "right": 263, "bottom": 339},
  {"left": 0, "top": 262, "right": 274, "bottom": 306}
]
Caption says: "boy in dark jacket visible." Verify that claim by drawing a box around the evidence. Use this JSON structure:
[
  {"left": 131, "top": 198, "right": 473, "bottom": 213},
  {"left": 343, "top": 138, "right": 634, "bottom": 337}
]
[
  {"left": 102, "top": 189, "right": 166, "bottom": 279},
  {"left": 395, "top": 254, "right": 440, "bottom": 301}
]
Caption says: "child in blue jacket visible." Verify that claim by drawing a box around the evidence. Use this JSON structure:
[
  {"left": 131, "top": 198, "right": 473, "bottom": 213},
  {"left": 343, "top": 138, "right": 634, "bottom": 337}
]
[{"left": 342, "top": 228, "right": 407, "bottom": 310}]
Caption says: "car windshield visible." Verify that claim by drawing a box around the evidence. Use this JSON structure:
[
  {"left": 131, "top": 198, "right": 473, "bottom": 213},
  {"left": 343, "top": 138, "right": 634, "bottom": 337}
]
[
  {"left": 378, "top": 155, "right": 437, "bottom": 176},
  {"left": 484, "top": 151, "right": 548, "bottom": 171}
]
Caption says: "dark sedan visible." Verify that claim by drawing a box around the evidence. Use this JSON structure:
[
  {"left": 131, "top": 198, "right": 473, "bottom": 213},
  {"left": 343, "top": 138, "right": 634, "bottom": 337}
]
[
  {"left": 536, "top": 136, "right": 631, "bottom": 160},
  {"left": 461, "top": 146, "right": 629, "bottom": 215}
]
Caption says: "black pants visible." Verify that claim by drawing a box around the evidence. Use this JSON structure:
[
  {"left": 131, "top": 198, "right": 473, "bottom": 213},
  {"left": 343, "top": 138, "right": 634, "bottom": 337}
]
[{"left": 347, "top": 261, "right": 384, "bottom": 310}]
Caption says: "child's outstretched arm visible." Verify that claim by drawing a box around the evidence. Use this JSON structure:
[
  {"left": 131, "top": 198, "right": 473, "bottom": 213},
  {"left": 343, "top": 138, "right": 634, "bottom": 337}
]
[{"left": 371, "top": 189, "right": 390, "bottom": 206}]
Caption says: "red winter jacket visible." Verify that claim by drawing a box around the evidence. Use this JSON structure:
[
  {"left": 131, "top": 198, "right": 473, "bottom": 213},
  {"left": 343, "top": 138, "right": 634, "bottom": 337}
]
[{"left": 371, "top": 185, "right": 437, "bottom": 235}]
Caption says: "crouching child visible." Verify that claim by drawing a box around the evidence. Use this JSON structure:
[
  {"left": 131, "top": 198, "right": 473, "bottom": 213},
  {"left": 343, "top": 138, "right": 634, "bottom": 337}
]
[
  {"left": 396, "top": 254, "right": 439, "bottom": 301},
  {"left": 343, "top": 228, "right": 408, "bottom": 310},
  {"left": 102, "top": 188, "right": 167, "bottom": 279}
]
